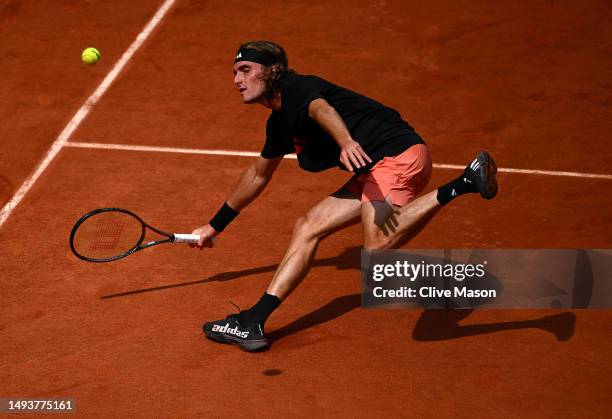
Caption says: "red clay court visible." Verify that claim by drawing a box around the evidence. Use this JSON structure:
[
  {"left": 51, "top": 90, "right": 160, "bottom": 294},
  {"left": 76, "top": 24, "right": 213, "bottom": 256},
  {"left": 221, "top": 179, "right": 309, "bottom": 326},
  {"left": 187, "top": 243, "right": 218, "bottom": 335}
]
[{"left": 1, "top": 0, "right": 611, "bottom": 417}]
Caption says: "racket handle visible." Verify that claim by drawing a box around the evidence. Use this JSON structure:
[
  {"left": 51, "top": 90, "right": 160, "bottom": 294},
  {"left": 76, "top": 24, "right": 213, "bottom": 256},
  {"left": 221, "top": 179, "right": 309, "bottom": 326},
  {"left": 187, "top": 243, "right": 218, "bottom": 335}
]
[{"left": 172, "top": 233, "right": 201, "bottom": 244}]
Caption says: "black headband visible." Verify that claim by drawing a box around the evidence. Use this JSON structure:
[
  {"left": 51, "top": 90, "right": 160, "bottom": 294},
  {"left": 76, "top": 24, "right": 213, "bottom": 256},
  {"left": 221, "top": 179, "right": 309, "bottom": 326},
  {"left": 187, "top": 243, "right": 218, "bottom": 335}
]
[{"left": 234, "top": 48, "right": 276, "bottom": 66}]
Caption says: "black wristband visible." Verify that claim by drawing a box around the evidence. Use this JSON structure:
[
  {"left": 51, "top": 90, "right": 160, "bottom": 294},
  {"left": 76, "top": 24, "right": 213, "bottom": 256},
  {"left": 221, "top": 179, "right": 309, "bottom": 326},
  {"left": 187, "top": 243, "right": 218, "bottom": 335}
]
[{"left": 209, "top": 202, "right": 239, "bottom": 232}]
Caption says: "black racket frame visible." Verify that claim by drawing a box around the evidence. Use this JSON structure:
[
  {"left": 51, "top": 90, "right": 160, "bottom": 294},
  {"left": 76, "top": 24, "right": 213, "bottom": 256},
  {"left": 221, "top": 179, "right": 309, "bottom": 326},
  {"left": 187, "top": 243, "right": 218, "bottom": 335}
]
[{"left": 69, "top": 207, "right": 177, "bottom": 263}]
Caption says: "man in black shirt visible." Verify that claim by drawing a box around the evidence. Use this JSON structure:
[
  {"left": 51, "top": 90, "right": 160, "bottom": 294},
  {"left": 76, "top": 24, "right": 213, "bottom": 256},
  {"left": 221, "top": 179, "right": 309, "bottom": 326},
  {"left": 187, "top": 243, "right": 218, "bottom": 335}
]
[{"left": 192, "top": 41, "right": 498, "bottom": 352}]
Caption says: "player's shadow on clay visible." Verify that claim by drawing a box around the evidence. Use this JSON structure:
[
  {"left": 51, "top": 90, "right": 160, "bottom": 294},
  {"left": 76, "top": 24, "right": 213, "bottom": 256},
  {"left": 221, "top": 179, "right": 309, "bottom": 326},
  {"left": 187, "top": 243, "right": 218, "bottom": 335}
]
[
  {"left": 268, "top": 296, "right": 576, "bottom": 343},
  {"left": 269, "top": 293, "right": 362, "bottom": 342},
  {"left": 100, "top": 245, "right": 577, "bottom": 342},
  {"left": 412, "top": 309, "right": 576, "bottom": 342},
  {"left": 99, "top": 245, "right": 363, "bottom": 299}
]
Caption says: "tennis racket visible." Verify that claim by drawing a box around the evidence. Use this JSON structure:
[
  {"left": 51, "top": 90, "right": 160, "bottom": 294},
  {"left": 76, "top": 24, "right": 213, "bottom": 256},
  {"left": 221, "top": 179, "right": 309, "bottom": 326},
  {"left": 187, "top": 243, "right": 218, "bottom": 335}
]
[{"left": 69, "top": 208, "right": 200, "bottom": 263}]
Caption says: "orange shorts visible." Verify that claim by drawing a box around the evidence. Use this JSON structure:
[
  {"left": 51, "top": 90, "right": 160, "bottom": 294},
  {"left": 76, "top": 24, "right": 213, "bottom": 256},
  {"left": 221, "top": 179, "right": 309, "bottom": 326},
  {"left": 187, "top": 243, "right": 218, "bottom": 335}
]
[{"left": 346, "top": 144, "right": 432, "bottom": 206}]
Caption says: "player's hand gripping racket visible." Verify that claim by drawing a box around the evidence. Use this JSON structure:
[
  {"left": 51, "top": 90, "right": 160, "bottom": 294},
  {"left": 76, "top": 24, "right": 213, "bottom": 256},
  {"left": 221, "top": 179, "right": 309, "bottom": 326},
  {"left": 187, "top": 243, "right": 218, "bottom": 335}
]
[{"left": 69, "top": 208, "right": 200, "bottom": 263}]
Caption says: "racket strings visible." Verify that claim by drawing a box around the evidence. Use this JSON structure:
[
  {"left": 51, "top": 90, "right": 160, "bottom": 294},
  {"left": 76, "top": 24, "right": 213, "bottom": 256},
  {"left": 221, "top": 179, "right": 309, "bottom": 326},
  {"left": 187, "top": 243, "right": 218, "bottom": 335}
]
[
  {"left": 89, "top": 218, "right": 125, "bottom": 250},
  {"left": 72, "top": 212, "right": 143, "bottom": 260}
]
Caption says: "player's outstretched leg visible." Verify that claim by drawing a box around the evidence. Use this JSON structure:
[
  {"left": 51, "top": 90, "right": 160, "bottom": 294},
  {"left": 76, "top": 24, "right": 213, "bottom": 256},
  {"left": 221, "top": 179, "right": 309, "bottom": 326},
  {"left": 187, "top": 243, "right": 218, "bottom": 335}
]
[
  {"left": 203, "top": 194, "right": 362, "bottom": 351},
  {"left": 363, "top": 150, "right": 498, "bottom": 250}
]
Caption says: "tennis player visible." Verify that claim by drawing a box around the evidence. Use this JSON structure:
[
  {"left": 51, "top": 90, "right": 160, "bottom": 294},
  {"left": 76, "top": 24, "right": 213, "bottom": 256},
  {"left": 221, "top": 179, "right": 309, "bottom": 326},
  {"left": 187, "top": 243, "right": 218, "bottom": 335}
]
[{"left": 192, "top": 40, "right": 498, "bottom": 351}]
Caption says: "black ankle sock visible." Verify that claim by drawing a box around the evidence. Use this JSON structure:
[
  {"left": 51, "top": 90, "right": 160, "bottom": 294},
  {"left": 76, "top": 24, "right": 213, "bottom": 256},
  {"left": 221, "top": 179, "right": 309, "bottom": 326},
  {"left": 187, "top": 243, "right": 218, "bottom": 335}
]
[
  {"left": 436, "top": 172, "right": 475, "bottom": 205},
  {"left": 240, "top": 293, "right": 281, "bottom": 326}
]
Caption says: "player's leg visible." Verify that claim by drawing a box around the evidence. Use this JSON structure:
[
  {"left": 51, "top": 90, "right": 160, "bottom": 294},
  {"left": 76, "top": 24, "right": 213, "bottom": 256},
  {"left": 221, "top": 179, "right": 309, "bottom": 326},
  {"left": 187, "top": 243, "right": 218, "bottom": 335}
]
[
  {"left": 265, "top": 193, "right": 362, "bottom": 298},
  {"left": 362, "top": 147, "right": 497, "bottom": 249},
  {"left": 362, "top": 191, "right": 441, "bottom": 249},
  {"left": 203, "top": 189, "right": 362, "bottom": 351}
]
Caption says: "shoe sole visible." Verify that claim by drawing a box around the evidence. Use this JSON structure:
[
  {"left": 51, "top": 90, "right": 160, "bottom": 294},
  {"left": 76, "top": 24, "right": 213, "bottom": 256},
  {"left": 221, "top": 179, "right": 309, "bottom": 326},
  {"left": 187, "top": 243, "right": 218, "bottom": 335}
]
[
  {"left": 204, "top": 329, "right": 269, "bottom": 352},
  {"left": 476, "top": 151, "right": 498, "bottom": 199}
]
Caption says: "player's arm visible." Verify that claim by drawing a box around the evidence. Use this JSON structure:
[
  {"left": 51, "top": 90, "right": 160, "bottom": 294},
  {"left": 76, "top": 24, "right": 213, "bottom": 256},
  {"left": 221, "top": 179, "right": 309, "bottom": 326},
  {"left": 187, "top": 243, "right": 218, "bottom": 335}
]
[
  {"left": 227, "top": 155, "right": 282, "bottom": 210},
  {"left": 308, "top": 98, "right": 372, "bottom": 171},
  {"left": 191, "top": 155, "right": 283, "bottom": 248}
]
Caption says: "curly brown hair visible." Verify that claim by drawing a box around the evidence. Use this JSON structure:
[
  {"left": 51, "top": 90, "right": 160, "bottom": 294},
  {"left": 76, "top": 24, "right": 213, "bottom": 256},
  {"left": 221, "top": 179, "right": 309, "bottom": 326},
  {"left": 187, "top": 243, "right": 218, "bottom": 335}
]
[{"left": 237, "top": 40, "right": 295, "bottom": 101}]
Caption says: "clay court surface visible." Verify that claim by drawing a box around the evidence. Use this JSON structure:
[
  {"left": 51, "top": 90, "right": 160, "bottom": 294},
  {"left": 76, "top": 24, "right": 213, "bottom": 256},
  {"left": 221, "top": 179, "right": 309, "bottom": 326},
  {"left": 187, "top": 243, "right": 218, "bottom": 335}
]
[{"left": 1, "top": 0, "right": 611, "bottom": 417}]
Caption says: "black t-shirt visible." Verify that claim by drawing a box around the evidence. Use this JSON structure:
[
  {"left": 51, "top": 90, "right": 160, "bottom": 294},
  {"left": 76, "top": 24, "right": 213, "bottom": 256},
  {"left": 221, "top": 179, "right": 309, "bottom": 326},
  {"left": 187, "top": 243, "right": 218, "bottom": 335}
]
[{"left": 261, "top": 73, "right": 424, "bottom": 174}]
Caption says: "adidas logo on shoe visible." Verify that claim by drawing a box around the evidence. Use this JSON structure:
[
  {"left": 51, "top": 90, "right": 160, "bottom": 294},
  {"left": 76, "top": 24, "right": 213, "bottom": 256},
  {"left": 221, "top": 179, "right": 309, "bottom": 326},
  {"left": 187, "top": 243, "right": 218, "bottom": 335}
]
[
  {"left": 211, "top": 323, "right": 250, "bottom": 339},
  {"left": 203, "top": 313, "right": 268, "bottom": 352}
]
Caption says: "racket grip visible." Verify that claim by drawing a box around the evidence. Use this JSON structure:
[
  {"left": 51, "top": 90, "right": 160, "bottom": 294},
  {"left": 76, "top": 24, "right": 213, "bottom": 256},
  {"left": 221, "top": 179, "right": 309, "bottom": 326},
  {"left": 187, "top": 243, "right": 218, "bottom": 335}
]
[{"left": 173, "top": 233, "right": 201, "bottom": 244}]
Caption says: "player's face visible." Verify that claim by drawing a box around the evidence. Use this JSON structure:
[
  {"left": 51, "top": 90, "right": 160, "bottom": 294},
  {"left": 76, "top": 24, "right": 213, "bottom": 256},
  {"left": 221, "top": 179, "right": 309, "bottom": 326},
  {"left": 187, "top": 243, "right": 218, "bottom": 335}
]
[{"left": 233, "top": 61, "right": 266, "bottom": 104}]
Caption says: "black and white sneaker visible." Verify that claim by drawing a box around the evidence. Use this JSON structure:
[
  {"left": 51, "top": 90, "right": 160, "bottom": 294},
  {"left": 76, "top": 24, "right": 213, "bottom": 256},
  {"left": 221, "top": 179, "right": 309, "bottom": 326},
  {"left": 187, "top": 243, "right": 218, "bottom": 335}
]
[
  {"left": 464, "top": 151, "right": 498, "bottom": 199},
  {"left": 203, "top": 314, "right": 268, "bottom": 352}
]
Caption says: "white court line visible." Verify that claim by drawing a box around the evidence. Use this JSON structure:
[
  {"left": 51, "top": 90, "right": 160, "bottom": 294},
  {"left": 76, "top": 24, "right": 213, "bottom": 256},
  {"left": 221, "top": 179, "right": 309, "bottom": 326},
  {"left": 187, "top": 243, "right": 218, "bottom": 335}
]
[
  {"left": 67, "top": 142, "right": 266, "bottom": 158},
  {"left": 0, "top": 0, "right": 177, "bottom": 230},
  {"left": 65, "top": 141, "right": 612, "bottom": 180}
]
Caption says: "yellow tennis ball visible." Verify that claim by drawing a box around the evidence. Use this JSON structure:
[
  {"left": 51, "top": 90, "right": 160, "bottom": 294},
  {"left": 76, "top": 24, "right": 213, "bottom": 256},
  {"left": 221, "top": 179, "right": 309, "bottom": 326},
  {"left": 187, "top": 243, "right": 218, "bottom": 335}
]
[{"left": 81, "top": 47, "right": 100, "bottom": 65}]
